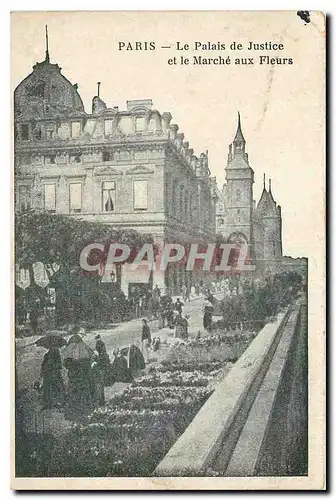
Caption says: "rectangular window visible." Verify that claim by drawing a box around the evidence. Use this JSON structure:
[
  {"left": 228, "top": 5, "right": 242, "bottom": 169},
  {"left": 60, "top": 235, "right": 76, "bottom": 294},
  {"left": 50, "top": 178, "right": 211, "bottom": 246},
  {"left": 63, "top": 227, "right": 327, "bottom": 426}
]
[
  {"left": 104, "top": 120, "right": 113, "bottom": 136},
  {"left": 21, "top": 124, "right": 29, "bottom": 140},
  {"left": 102, "top": 181, "right": 116, "bottom": 212},
  {"left": 103, "top": 151, "right": 112, "bottom": 162},
  {"left": 133, "top": 180, "right": 148, "bottom": 210},
  {"left": 44, "top": 184, "right": 56, "bottom": 212},
  {"left": 18, "top": 185, "right": 31, "bottom": 212},
  {"left": 69, "top": 153, "right": 81, "bottom": 163},
  {"left": 69, "top": 183, "right": 82, "bottom": 212},
  {"left": 71, "top": 122, "right": 81, "bottom": 138}
]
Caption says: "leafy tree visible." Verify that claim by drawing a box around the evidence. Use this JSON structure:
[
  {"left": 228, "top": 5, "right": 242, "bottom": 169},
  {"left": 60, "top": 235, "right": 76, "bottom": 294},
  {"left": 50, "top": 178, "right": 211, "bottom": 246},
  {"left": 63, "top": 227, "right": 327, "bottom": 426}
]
[{"left": 15, "top": 210, "right": 156, "bottom": 323}]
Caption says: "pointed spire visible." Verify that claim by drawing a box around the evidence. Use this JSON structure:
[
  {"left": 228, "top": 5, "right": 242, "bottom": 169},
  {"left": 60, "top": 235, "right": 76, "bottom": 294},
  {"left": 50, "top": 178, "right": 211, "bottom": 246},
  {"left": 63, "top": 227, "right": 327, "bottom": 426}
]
[
  {"left": 233, "top": 111, "right": 245, "bottom": 144},
  {"left": 97, "top": 82, "right": 101, "bottom": 97},
  {"left": 263, "top": 173, "right": 266, "bottom": 190},
  {"left": 45, "top": 25, "right": 50, "bottom": 63},
  {"left": 268, "top": 178, "right": 276, "bottom": 203}
]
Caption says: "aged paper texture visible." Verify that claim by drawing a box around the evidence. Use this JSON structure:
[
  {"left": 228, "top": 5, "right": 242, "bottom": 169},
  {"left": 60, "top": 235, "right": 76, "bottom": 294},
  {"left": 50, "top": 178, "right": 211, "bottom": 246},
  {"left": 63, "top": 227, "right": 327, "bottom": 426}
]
[{"left": 11, "top": 10, "right": 325, "bottom": 490}]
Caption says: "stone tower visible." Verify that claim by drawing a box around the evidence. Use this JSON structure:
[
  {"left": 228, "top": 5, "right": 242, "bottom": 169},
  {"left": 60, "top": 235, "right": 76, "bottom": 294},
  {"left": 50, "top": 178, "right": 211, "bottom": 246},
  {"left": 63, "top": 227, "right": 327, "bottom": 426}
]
[
  {"left": 223, "top": 113, "right": 254, "bottom": 245},
  {"left": 253, "top": 177, "right": 283, "bottom": 274}
]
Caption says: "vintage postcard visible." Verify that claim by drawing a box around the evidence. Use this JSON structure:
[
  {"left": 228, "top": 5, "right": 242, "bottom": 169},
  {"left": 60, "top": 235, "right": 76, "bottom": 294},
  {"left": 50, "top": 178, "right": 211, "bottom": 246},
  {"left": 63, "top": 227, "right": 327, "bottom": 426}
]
[{"left": 11, "top": 11, "right": 325, "bottom": 490}]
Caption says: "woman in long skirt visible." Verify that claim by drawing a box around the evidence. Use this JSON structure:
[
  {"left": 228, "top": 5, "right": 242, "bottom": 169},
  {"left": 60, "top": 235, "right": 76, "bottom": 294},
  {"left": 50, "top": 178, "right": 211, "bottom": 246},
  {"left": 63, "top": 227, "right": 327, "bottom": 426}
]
[{"left": 40, "top": 347, "right": 65, "bottom": 410}]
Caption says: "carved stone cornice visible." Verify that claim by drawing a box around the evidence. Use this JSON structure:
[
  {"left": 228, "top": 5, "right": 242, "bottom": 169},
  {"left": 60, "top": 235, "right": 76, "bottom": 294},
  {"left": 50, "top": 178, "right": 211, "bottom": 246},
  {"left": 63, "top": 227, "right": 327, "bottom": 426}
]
[
  {"left": 126, "top": 165, "right": 155, "bottom": 175},
  {"left": 94, "top": 166, "right": 123, "bottom": 176}
]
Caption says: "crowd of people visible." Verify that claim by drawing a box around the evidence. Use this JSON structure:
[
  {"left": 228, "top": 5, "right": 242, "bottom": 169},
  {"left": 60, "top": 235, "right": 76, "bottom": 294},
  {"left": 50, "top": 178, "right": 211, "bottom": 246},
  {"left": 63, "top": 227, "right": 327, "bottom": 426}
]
[{"left": 39, "top": 334, "right": 146, "bottom": 419}]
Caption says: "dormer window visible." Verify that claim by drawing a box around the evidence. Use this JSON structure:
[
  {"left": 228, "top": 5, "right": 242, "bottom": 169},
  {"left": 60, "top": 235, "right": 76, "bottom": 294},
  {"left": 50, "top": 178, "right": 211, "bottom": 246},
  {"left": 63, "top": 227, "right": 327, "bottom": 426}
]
[{"left": 135, "top": 117, "right": 146, "bottom": 132}]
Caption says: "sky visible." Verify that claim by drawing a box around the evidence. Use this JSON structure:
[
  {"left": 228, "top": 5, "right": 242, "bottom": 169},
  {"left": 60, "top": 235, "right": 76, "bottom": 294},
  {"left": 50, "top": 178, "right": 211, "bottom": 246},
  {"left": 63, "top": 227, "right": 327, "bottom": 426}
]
[{"left": 11, "top": 11, "right": 325, "bottom": 260}]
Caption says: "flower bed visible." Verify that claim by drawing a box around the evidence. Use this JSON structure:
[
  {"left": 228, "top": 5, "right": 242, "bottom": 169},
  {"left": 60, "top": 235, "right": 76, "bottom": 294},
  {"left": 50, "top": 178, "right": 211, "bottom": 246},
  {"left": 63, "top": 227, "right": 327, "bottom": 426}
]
[
  {"left": 166, "top": 332, "right": 255, "bottom": 365},
  {"left": 44, "top": 359, "right": 224, "bottom": 477}
]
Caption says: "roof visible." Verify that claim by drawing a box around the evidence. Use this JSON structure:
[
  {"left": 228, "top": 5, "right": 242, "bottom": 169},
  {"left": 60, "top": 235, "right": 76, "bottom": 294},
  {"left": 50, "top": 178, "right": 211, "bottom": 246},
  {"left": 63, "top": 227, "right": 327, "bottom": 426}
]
[
  {"left": 14, "top": 56, "right": 85, "bottom": 119},
  {"left": 255, "top": 188, "right": 278, "bottom": 216}
]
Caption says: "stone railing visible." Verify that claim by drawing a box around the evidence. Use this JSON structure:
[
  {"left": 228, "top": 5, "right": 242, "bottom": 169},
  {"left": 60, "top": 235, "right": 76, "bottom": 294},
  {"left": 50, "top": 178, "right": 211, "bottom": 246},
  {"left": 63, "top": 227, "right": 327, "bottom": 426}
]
[{"left": 155, "top": 296, "right": 307, "bottom": 476}]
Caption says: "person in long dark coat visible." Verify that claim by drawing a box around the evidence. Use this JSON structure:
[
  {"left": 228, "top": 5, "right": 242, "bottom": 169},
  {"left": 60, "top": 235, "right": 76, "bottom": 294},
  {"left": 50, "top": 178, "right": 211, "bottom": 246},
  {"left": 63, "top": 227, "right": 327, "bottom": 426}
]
[
  {"left": 63, "top": 357, "right": 94, "bottom": 420},
  {"left": 30, "top": 301, "right": 40, "bottom": 335},
  {"left": 95, "top": 334, "right": 106, "bottom": 355},
  {"left": 40, "top": 347, "right": 65, "bottom": 410},
  {"left": 95, "top": 335, "right": 112, "bottom": 385},
  {"left": 141, "top": 318, "right": 151, "bottom": 363},
  {"left": 126, "top": 344, "right": 146, "bottom": 372},
  {"left": 175, "top": 298, "right": 184, "bottom": 315},
  {"left": 90, "top": 360, "right": 105, "bottom": 408},
  {"left": 203, "top": 299, "right": 214, "bottom": 333},
  {"left": 111, "top": 348, "right": 133, "bottom": 382},
  {"left": 166, "top": 303, "right": 174, "bottom": 329}
]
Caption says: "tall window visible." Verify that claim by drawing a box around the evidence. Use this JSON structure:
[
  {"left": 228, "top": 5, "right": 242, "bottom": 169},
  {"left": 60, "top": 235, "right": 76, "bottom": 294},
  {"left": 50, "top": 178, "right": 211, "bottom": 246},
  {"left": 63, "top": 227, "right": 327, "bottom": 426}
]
[
  {"left": 71, "top": 122, "right": 81, "bottom": 138},
  {"left": 18, "top": 185, "right": 31, "bottom": 212},
  {"left": 69, "top": 183, "right": 82, "bottom": 213},
  {"left": 133, "top": 180, "right": 148, "bottom": 210},
  {"left": 21, "top": 124, "right": 29, "bottom": 140},
  {"left": 172, "top": 182, "right": 177, "bottom": 215},
  {"left": 102, "top": 181, "right": 116, "bottom": 212},
  {"left": 44, "top": 184, "right": 56, "bottom": 212},
  {"left": 237, "top": 208, "right": 241, "bottom": 222},
  {"left": 179, "top": 186, "right": 185, "bottom": 215},
  {"left": 236, "top": 189, "right": 241, "bottom": 202}
]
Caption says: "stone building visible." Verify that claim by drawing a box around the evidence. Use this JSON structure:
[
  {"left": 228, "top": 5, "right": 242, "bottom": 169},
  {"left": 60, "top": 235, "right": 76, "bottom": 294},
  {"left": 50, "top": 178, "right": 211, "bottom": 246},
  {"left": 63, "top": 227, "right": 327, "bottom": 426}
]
[
  {"left": 14, "top": 45, "right": 217, "bottom": 296},
  {"left": 216, "top": 114, "right": 283, "bottom": 275}
]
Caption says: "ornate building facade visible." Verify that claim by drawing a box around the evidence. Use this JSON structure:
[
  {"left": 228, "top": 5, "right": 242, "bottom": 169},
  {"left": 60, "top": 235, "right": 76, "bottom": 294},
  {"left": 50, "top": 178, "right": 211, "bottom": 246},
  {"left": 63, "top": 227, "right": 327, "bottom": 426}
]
[
  {"left": 216, "top": 114, "right": 283, "bottom": 275},
  {"left": 14, "top": 47, "right": 217, "bottom": 296}
]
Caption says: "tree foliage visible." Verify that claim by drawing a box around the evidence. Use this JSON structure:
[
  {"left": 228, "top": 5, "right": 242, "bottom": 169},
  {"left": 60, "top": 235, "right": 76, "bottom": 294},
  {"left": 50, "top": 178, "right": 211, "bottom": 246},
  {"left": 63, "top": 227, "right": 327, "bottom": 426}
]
[{"left": 15, "top": 210, "right": 155, "bottom": 281}]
